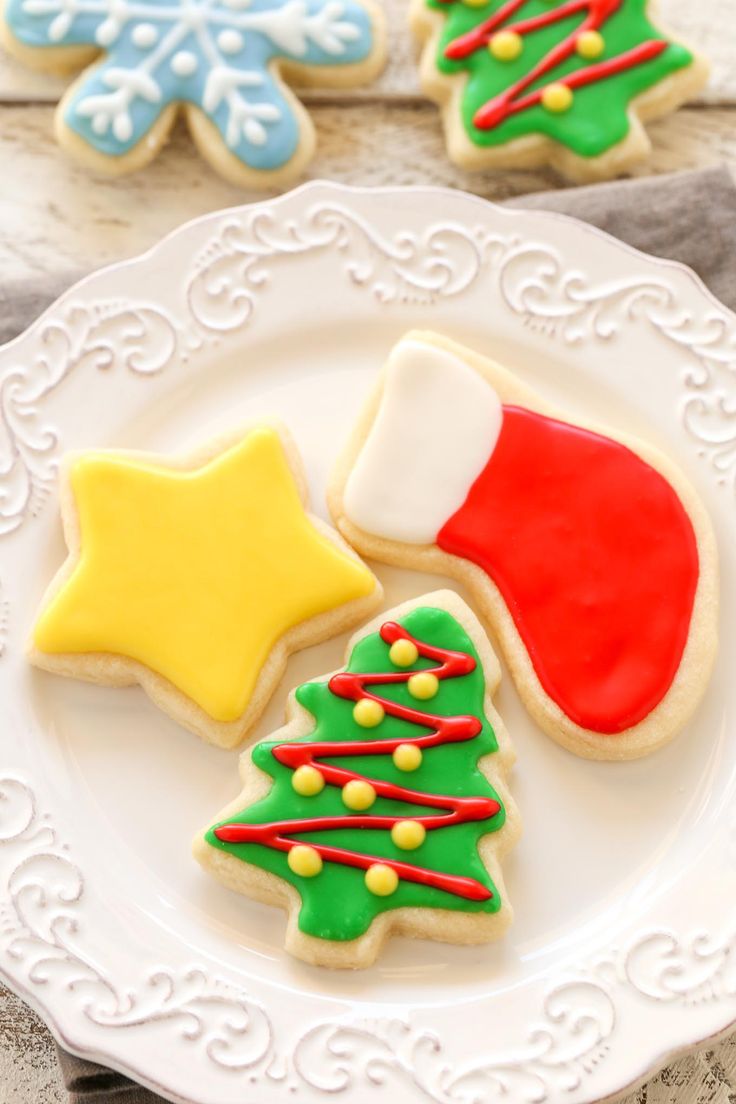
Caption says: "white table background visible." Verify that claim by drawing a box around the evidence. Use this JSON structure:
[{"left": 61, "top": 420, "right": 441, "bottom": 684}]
[{"left": 1, "top": 1, "right": 735, "bottom": 1099}]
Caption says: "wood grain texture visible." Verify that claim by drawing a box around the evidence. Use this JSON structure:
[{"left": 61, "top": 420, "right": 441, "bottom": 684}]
[
  {"left": 0, "top": 103, "right": 734, "bottom": 283},
  {"left": 0, "top": 986, "right": 65, "bottom": 1104},
  {"left": 0, "top": 0, "right": 732, "bottom": 103}
]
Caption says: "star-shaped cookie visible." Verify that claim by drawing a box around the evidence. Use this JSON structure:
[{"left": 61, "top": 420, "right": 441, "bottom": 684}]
[{"left": 30, "top": 425, "right": 381, "bottom": 748}]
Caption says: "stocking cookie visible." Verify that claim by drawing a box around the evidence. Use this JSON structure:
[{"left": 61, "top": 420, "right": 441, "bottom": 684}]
[
  {"left": 329, "top": 332, "right": 718, "bottom": 760},
  {"left": 30, "top": 424, "right": 381, "bottom": 748},
  {"left": 410, "top": 0, "right": 709, "bottom": 181},
  {"left": 194, "top": 591, "right": 518, "bottom": 968},
  {"left": 1, "top": 0, "right": 386, "bottom": 187}
]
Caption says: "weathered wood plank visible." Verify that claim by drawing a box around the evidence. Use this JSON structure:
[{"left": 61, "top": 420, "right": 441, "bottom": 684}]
[
  {"left": 0, "top": 0, "right": 732, "bottom": 104},
  {"left": 0, "top": 985, "right": 65, "bottom": 1104},
  {"left": 0, "top": 103, "right": 733, "bottom": 283}
]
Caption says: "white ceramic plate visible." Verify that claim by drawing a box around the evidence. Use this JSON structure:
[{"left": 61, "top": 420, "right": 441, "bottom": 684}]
[{"left": 1, "top": 182, "right": 735, "bottom": 1104}]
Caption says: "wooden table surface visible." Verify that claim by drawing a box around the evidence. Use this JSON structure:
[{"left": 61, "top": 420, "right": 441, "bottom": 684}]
[
  {"left": 1, "top": 1, "right": 735, "bottom": 1100},
  {"left": 0, "top": 0, "right": 734, "bottom": 282}
]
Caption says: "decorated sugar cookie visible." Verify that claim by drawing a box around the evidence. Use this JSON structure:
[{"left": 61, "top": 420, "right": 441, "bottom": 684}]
[
  {"left": 329, "top": 333, "right": 718, "bottom": 761},
  {"left": 0, "top": 0, "right": 386, "bottom": 187},
  {"left": 194, "top": 591, "right": 518, "bottom": 968},
  {"left": 30, "top": 425, "right": 381, "bottom": 748},
  {"left": 410, "top": 0, "right": 709, "bottom": 181}
]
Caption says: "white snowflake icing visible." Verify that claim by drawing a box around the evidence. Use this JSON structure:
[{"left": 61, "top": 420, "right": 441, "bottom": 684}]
[{"left": 8, "top": 0, "right": 373, "bottom": 167}]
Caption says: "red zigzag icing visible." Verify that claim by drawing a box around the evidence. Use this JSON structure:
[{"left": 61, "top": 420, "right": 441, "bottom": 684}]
[
  {"left": 215, "top": 622, "right": 501, "bottom": 902},
  {"left": 438, "top": 0, "right": 667, "bottom": 131}
]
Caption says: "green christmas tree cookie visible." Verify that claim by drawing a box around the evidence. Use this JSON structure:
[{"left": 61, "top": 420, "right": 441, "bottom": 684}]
[
  {"left": 194, "top": 591, "right": 518, "bottom": 968},
  {"left": 411, "top": 0, "right": 709, "bottom": 180}
]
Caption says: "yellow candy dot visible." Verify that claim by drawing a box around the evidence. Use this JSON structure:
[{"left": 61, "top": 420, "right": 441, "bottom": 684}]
[
  {"left": 389, "top": 638, "right": 419, "bottom": 668},
  {"left": 365, "top": 863, "right": 399, "bottom": 896},
  {"left": 391, "top": 820, "right": 426, "bottom": 850},
  {"left": 288, "top": 845, "right": 323, "bottom": 877},
  {"left": 393, "top": 743, "right": 423, "bottom": 771},
  {"left": 541, "top": 83, "right": 574, "bottom": 113},
  {"left": 489, "top": 30, "right": 522, "bottom": 62},
  {"left": 353, "top": 698, "right": 385, "bottom": 728},
  {"left": 291, "top": 764, "right": 324, "bottom": 796},
  {"left": 462, "top": 0, "right": 488, "bottom": 8},
  {"left": 576, "top": 30, "right": 604, "bottom": 59},
  {"left": 342, "top": 779, "right": 376, "bottom": 811},
  {"left": 408, "top": 672, "right": 439, "bottom": 700}
]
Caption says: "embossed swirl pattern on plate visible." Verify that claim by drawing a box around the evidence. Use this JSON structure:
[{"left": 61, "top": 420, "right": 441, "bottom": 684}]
[
  {"left": 1, "top": 200, "right": 735, "bottom": 555},
  {"left": 1, "top": 190, "right": 735, "bottom": 1104},
  {"left": 0, "top": 775, "right": 625, "bottom": 1101},
  {"left": 5, "top": 769, "right": 733, "bottom": 1103},
  {"left": 186, "top": 203, "right": 736, "bottom": 498}
]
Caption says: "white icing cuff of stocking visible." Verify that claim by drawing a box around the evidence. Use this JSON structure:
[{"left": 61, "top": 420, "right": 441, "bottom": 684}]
[{"left": 342, "top": 339, "right": 502, "bottom": 544}]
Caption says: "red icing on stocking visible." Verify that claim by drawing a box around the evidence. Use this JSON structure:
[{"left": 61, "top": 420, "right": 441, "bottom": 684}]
[{"left": 437, "top": 406, "right": 699, "bottom": 734}]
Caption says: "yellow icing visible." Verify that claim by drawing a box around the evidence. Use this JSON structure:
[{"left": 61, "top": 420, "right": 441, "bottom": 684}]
[
  {"left": 408, "top": 671, "right": 439, "bottom": 700},
  {"left": 391, "top": 820, "right": 426, "bottom": 850},
  {"left": 292, "top": 765, "right": 325, "bottom": 796},
  {"left": 288, "top": 845, "right": 323, "bottom": 877},
  {"left": 342, "top": 779, "right": 376, "bottom": 810},
  {"left": 365, "top": 863, "right": 398, "bottom": 895},
  {"left": 489, "top": 30, "right": 522, "bottom": 61},
  {"left": 542, "top": 83, "right": 574, "bottom": 113},
  {"left": 393, "top": 743, "right": 423, "bottom": 771},
  {"left": 33, "top": 427, "right": 376, "bottom": 723},
  {"left": 389, "top": 638, "right": 418, "bottom": 667},
  {"left": 353, "top": 698, "right": 385, "bottom": 727},
  {"left": 576, "top": 30, "right": 605, "bottom": 59}
]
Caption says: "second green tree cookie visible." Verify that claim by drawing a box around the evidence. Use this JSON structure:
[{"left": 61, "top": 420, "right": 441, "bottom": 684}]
[{"left": 410, "top": 0, "right": 709, "bottom": 181}]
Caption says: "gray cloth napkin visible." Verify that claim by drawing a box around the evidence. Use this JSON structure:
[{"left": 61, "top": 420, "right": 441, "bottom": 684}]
[
  {"left": 506, "top": 164, "right": 736, "bottom": 313},
  {"left": 1, "top": 165, "right": 732, "bottom": 1104}
]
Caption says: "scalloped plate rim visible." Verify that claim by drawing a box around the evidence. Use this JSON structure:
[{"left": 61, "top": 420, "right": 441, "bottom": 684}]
[{"left": 0, "top": 180, "right": 734, "bottom": 1104}]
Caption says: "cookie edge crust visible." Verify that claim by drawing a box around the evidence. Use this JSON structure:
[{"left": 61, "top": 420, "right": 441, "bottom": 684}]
[
  {"left": 27, "top": 422, "right": 383, "bottom": 750},
  {"left": 327, "top": 329, "right": 719, "bottom": 762},
  {"left": 1, "top": 0, "right": 387, "bottom": 187},
  {"left": 408, "top": 0, "right": 710, "bottom": 182},
  {"left": 193, "top": 588, "right": 520, "bottom": 969}
]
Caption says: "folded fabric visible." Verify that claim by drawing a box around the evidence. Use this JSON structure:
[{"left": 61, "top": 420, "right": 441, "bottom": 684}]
[{"left": 507, "top": 165, "right": 736, "bottom": 314}]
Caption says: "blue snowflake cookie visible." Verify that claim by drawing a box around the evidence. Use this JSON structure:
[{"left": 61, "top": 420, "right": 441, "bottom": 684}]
[{"left": 2, "top": 0, "right": 385, "bottom": 184}]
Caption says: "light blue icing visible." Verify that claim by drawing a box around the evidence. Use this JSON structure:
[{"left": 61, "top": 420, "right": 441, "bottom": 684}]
[{"left": 5, "top": 0, "right": 376, "bottom": 170}]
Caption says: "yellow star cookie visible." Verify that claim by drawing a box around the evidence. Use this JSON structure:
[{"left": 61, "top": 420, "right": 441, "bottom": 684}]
[{"left": 30, "top": 425, "right": 381, "bottom": 748}]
